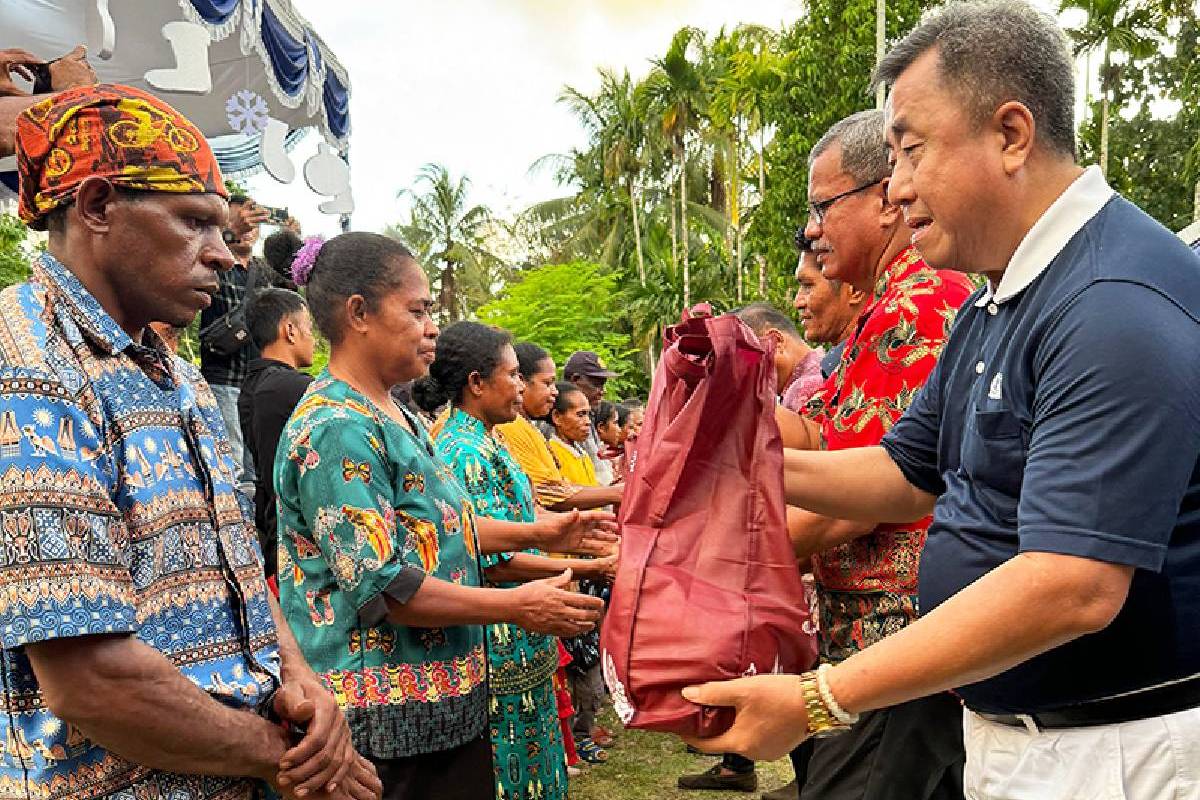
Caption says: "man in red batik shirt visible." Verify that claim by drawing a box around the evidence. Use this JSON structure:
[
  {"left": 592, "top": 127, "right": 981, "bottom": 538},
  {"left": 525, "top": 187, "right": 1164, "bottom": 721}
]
[{"left": 785, "top": 109, "right": 974, "bottom": 800}]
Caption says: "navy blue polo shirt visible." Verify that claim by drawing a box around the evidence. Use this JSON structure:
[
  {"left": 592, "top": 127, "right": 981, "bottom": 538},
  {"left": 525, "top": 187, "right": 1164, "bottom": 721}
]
[{"left": 881, "top": 170, "right": 1200, "bottom": 714}]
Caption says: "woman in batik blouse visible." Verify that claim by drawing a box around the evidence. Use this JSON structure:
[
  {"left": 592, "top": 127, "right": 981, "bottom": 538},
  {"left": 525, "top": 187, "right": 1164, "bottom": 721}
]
[
  {"left": 271, "top": 233, "right": 608, "bottom": 800},
  {"left": 424, "top": 321, "right": 617, "bottom": 800}
]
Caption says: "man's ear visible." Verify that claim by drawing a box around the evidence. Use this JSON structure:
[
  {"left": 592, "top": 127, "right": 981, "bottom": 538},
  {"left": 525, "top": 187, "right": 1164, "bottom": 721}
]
[
  {"left": 878, "top": 177, "right": 901, "bottom": 227},
  {"left": 73, "top": 177, "right": 122, "bottom": 234},
  {"left": 995, "top": 100, "right": 1036, "bottom": 176}
]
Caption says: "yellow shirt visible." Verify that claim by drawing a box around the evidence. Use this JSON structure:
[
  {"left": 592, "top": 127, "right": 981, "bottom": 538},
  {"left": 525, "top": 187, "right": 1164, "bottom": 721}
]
[
  {"left": 547, "top": 436, "right": 598, "bottom": 487},
  {"left": 495, "top": 415, "right": 573, "bottom": 507}
]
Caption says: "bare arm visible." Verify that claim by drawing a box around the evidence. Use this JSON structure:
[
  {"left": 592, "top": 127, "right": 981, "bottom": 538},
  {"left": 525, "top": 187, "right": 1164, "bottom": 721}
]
[
  {"left": 776, "top": 406, "right": 820, "bottom": 450},
  {"left": 382, "top": 571, "right": 602, "bottom": 637},
  {"left": 485, "top": 552, "right": 616, "bottom": 583},
  {"left": 786, "top": 506, "right": 876, "bottom": 561},
  {"left": 26, "top": 634, "right": 288, "bottom": 782},
  {"left": 682, "top": 552, "right": 1134, "bottom": 761},
  {"left": 828, "top": 552, "right": 1133, "bottom": 713},
  {"left": 1, "top": 94, "right": 45, "bottom": 156},
  {"left": 547, "top": 484, "right": 624, "bottom": 511},
  {"left": 475, "top": 516, "right": 550, "bottom": 554},
  {"left": 783, "top": 446, "right": 935, "bottom": 524},
  {"left": 474, "top": 509, "right": 618, "bottom": 557}
]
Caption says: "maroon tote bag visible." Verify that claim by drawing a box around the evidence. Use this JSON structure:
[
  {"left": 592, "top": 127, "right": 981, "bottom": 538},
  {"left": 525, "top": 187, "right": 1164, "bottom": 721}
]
[{"left": 601, "top": 312, "right": 817, "bottom": 738}]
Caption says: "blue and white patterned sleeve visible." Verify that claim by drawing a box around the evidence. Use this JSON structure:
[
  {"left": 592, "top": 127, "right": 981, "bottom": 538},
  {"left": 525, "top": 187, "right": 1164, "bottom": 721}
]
[{"left": 0, "top": 374, "right": 137, "bottom": 648}]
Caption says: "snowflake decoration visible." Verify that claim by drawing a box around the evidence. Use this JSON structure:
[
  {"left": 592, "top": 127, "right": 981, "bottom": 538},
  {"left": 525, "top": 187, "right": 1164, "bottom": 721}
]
[
  {"left": 32, "top": 408, "right": 53, "bottom": 428},
  {"left": 225, "top": 89, "right": 270, "bottom": 135}
]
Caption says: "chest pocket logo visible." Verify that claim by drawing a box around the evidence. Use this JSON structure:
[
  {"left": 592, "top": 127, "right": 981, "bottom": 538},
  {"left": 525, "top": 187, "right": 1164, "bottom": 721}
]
[{"left": 988, "top": 373, "right": 1003, "bottom": 400}]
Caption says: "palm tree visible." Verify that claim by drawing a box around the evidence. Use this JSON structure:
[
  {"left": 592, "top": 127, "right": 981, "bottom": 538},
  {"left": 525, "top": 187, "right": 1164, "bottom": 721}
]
[
  {"left": 639, "top": 26, "right": 709, "bottom": 307},
  {"left": 1060, "top": 0, "right": 1167, "bottom": 175},
  {"left": 714, "top": 25, "right": 781, "bottom": 300},
  {"left": 559, "top": 69, "right": 650, "bottom": 286},
  {"left": 392, "top": 164, "right": 502, "bottom": 322}
]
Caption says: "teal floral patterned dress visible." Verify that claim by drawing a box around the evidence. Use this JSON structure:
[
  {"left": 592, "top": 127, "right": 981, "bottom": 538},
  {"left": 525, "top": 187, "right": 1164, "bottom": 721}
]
[
  {"left": 436, "top": 409, "right": 567, "bottom": 800},
  {"left": 275, "top": 375, "right": 489, "bottom": 760}
]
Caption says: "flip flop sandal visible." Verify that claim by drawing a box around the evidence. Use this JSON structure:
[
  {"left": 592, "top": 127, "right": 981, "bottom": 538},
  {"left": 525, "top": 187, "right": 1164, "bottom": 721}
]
[{"left": 576, "top": 737, "right": 609, "bottom": 764}]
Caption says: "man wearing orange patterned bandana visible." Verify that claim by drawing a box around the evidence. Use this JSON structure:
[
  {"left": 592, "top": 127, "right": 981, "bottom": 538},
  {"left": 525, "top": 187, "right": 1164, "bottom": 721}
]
[{"left": 0, "top": 85, "right": 380, "bottom": 800}]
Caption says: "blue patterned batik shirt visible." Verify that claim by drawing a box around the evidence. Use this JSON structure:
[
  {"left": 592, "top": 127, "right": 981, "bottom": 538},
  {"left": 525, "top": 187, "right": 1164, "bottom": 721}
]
[{"left": 0, "top": 254, "right": 281, "bottom": 800}]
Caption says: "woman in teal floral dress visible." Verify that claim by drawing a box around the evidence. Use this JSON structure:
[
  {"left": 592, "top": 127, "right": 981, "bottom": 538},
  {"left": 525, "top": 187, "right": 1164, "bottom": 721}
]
[
  {"left": 426, "top": 322, "right": 617, "bottom": 800},
  {"left": 270, "top": 233, "right": 607, "bottom": 800}
]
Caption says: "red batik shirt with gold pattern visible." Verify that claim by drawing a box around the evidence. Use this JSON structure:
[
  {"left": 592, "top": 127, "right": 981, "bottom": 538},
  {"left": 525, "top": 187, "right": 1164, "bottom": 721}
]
[{"left": 805, "top": 245, "right": 974, "bottom": 663}]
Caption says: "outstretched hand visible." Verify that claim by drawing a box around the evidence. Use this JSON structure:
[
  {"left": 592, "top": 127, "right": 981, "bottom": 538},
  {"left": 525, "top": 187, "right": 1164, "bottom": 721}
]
[
  {"left": 678, "top": 674, "right": 812, "bottom": 762},
  {"left": 542, "top": 509, "right": 619, "bottom": 556},
  {"left": 513, "top": 568, "right": 604, "bottom": 637}
]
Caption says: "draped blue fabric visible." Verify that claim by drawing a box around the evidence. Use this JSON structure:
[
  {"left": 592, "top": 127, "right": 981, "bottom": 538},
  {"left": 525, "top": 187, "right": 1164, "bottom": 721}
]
[
  {"left": 260, "top": 0, "right": 308, "bottom": 98},
  {"left": 188, "top": 0, "right": 240, "bottom": 25},
  {"left": 323, "top": 69, "right": 349, "bottom": 140}
]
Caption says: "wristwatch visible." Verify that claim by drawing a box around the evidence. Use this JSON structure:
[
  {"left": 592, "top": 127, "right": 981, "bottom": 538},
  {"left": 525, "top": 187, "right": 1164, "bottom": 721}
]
[
  {"left": 222, "top": 229, "right": 238, "bottom": 244},
  {"left": 798, "top": 670, "right": 853, "bottom": 738}
]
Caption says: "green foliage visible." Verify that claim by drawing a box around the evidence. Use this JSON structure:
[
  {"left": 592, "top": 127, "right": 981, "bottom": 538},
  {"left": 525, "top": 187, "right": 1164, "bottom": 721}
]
[
  {"left": 1080, "top": 104, "right": 1194, "bottom": 230},
  {"left": 0, "top": 213, "right": 34, "bottom": 289},
  {"left": 476, "top": 262, "right": 644, "bottom": 398},
  {"left": 746, "top": 0, "right": 932, "bottom": 312}
]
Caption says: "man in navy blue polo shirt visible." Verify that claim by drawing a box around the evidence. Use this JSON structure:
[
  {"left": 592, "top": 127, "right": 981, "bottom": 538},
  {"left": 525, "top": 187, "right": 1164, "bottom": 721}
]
[{"left": 679, "top": 2, "right": 1200, "bottom": 798}]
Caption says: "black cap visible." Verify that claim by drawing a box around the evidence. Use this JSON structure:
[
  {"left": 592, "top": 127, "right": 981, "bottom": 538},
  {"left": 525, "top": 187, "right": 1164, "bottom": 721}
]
[{"left": 563, "top": 350, "right": 618, "bottom": 379}]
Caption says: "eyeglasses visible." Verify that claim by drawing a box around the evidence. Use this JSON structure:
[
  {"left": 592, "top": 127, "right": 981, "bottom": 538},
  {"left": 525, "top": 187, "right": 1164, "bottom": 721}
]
[{"left": 808, "top": 179, "right": 883, "bottom": 225}]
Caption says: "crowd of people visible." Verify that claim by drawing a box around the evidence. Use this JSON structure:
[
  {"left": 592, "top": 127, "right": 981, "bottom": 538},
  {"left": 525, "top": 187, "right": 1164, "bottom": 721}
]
[{"left": 0, "top": 2, "right": 1198, "bottom": 800}]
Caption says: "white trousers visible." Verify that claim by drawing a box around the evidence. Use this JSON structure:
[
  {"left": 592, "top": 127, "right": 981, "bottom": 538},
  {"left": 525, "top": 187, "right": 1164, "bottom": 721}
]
[{"left": 963, "top": 706, "right": 1200, "bottom": 799}]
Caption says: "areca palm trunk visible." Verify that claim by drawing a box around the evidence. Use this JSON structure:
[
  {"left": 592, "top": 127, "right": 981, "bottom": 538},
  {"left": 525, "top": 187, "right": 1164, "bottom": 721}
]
[
  {"left": 670, "top": 183, "right": 678, "bottom": 274},
  {"left": 680, "top": 144, "right": 690, "bottom": 308},
  {"left": 629, "top": 181, "right": 646, "bottom": 286},
  {"left": 1099, "top": 46, "right": 1111, "bottom": 176},
  {"left": 757, "top": 129, "right": 767, "bottom": 297},
  {"left": 730, "top": 128, "right": 743, "bottom": 304}
]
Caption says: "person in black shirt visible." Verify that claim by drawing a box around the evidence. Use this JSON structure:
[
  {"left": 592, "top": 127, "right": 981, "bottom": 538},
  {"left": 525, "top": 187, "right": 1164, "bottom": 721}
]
[
  {"left": 238, "top": 287, "right": 315, "bottom": 582},
  {"left": 200, "top": 194, "right": 270, "bottom": 489}
]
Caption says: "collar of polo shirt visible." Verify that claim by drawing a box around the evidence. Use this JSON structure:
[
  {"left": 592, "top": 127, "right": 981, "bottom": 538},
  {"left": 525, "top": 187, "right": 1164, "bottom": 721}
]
[{"left": 977, "top": 165, "right": 1115, "bottom": 308}]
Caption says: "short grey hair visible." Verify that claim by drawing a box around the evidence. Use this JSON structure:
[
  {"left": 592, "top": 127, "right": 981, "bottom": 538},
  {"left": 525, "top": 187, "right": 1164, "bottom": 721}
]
[
  {"left": 873, "top": 0, "right": 1076, "bottom": 158},
  {"left": 808, "top": 110, "right": 890, "bottom": 186}
]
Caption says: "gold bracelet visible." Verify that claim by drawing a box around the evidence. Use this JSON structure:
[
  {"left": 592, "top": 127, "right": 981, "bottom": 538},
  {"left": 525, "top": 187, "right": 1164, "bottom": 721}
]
[{"left": 798, "top": 670, "right": 852, "bottom": 738}]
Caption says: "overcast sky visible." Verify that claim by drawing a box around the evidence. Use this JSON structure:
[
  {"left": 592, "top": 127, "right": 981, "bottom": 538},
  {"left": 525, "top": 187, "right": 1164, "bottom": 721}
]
[
  {"left": 247, "top": 0, "right": 1082, "bottom": 240},
  {"left": 246, "top": 0, "right": 805, "bottom": 238}
]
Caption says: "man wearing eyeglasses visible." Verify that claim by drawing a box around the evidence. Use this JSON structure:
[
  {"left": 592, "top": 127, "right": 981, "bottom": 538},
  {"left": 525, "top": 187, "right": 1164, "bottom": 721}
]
[{"left": 777, "top": 109, "right": 974, "bottom": 800}]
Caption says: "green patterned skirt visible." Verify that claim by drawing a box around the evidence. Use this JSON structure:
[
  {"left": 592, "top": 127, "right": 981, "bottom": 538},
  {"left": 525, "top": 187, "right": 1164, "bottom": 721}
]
[{"left": 489, "top": 676, "right": 567, "bottom": 800}]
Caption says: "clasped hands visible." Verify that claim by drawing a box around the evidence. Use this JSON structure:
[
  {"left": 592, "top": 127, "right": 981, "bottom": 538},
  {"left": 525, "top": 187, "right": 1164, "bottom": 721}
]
[{"left": 269, "top": 677, "right": 382, "bottom": 800}]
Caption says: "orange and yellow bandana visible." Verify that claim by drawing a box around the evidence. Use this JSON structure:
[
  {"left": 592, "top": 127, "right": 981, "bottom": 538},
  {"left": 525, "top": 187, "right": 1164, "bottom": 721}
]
[{"left": 16, "top": 83, "right": 226, "bottom": 229}]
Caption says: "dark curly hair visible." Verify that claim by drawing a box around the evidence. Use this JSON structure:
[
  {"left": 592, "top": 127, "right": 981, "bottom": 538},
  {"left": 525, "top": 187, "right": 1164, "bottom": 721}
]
[
  {"left": 553, "top": 381, "right": 584, "bottom": 414},
  {"left": 592, "top": 400, "right": 618, "bottom": 429},
  {"left": 262, "top": 229, "right": 303, "bottom": 288},
  {"left": 418, "top": 321, "right": 513, "bottom": 408},
  {"left": 266, "top": 231, "right": 418, "bottom": 344},
  {"left": 513, "top": 341, "right": 552, "bottom": 380}
]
